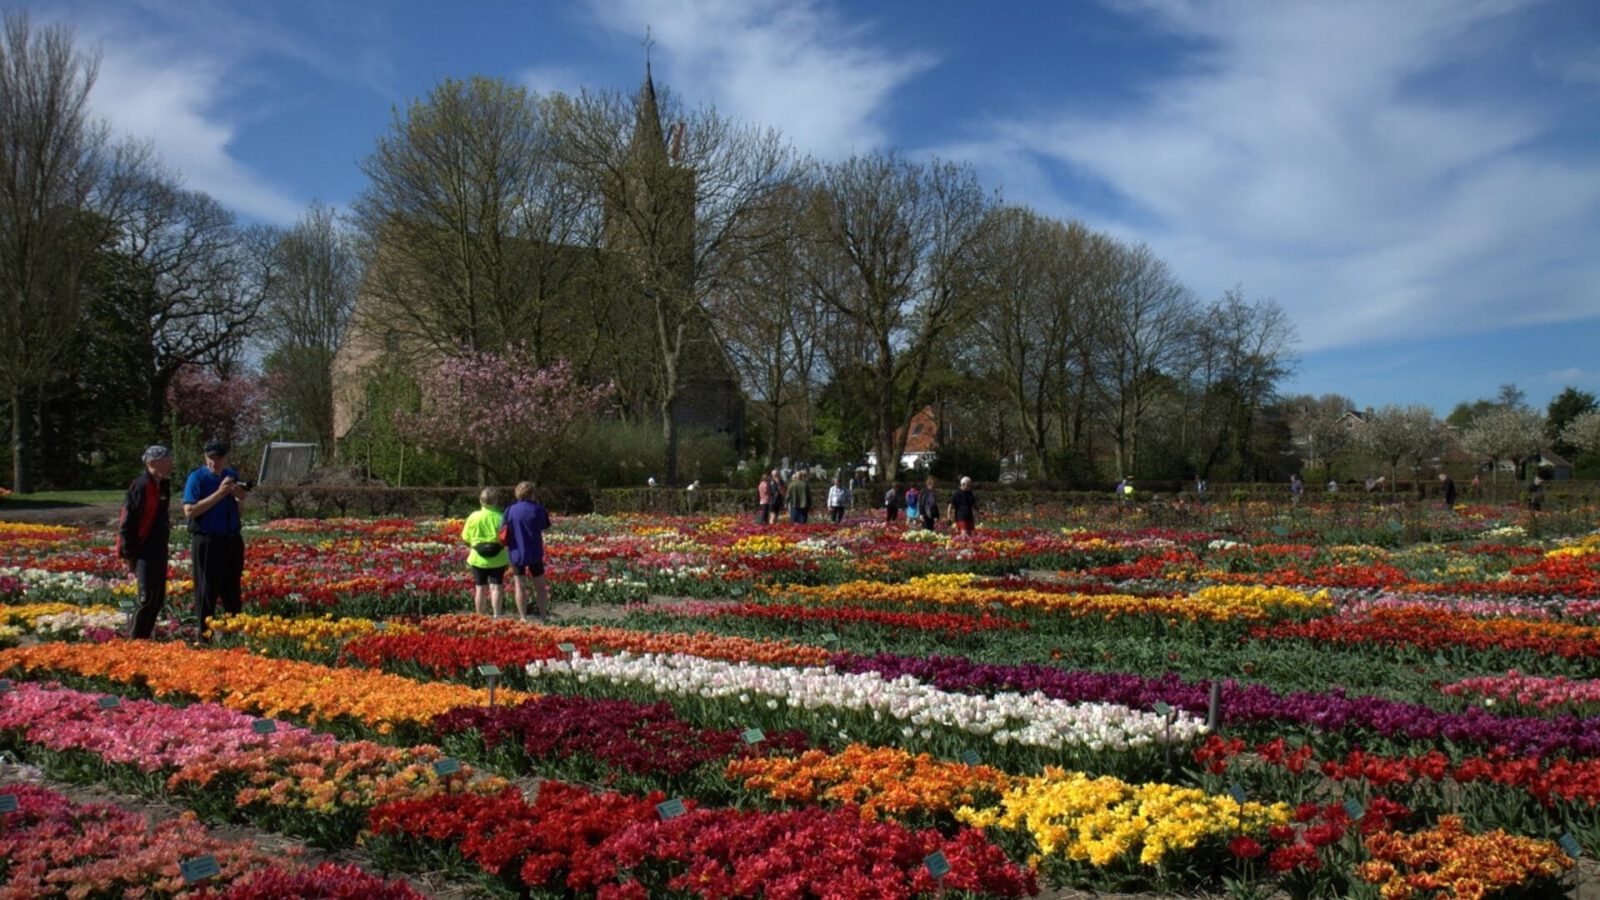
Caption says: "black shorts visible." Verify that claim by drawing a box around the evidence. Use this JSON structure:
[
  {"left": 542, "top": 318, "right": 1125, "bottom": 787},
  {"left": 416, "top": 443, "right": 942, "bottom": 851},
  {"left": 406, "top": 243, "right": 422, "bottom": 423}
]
[
  {"left": 471, "top": 565, "right": 507, "bottom": 585},
  {"left": 513, "top": 561, "right": 545, "bottom": 578}
]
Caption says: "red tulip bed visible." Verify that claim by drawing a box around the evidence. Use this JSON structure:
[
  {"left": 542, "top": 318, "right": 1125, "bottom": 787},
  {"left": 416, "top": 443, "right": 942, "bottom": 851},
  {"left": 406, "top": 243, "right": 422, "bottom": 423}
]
[{"left": 1, "top": 502, "right": 1598, "bottom": 898}]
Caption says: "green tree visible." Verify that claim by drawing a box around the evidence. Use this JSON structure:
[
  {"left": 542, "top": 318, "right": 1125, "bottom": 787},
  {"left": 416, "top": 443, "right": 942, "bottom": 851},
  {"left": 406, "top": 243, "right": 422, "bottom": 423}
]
[
  {"left": 342, "top": 362, "right": 452, "bottom": 486},
  {"left": 1546, "top": 387, "right": 1597, "bottom": 457},
  {"left": 354, "top": 76, "right": 596, "bottom": 358},
  {"left": 0, "top": 12, "right": 138, "bottom": 491},
  {"left": 1447, "top": 382, "right": 1528, "bottom": 430}
]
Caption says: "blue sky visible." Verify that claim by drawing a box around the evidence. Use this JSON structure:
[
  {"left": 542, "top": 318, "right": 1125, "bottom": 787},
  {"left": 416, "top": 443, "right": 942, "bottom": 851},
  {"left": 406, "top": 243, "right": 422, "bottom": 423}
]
[{"left": 34, "top": 0, "right": 1600, "bottom": 415}]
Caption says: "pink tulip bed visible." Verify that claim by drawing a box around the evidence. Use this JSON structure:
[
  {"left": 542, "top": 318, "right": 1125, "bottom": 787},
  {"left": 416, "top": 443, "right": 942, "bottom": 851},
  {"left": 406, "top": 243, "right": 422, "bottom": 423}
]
[{"left": 1, "top": 504, "right": 1598, "bottom": 897}]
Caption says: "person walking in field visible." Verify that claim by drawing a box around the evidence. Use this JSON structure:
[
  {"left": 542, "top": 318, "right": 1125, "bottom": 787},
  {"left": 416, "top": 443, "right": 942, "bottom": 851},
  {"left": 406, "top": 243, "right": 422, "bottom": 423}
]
[
  {"left": 787, "top": 471, "right": 811, "bottom": 523},
  {"left": 767, "top": 470, "right": 786, "bottom": 524},
  {"left": 919, "top": 476, "right": 940, "bottom": 532},
  {"left": 948, "top": 476, "right": 977, "bottom": 538},
  {"left": 756, "top": 472, "right": 774, "bottom": 524},
  {"left": 827, "top": 477, "right": 848, "bottom": 524},
  {"left": 883, "top": 482, "right": 900, "bottom": 524}
]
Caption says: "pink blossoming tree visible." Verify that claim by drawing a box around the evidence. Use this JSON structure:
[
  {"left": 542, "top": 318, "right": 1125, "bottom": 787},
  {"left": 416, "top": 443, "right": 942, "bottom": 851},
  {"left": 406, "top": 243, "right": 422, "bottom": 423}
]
[
  {"left": 401, "top": 345, "right": 613, "bottom": 480},
  {"left": 168, "top": 365, "right": 269, "bottom": 448}
]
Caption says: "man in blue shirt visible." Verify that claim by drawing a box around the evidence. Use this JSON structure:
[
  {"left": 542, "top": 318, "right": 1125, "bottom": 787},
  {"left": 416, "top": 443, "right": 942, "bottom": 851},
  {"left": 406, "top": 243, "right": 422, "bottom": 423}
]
[{"left": 182, "top": 440, "right": 249, "bottom": 638}]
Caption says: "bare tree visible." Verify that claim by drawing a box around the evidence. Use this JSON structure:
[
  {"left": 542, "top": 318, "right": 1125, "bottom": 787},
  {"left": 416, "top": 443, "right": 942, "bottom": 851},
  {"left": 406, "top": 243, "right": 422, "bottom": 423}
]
[
  {"left": 1091, "top": 241, "right": 1195, "bottom": 478},
  {"left": 799, "top": 153, "right": 992, "bottom": 482},
  {"left": 556, "top": 75, "right": 798, "bottom": 482},
  {"left": 1357, "top": 404, "right": 1445, "bottom": 491},
  {"left": 257, "top": 202, "right": 362, "bottom": 450},
  {"left": 0, "top": 11, "right": 137, "bottom": 491},
  {"left": 105, "top": 167, "right": 261, "bottom": 432},
  {"left": 1460, "top": 406, "right": 1545, "bottom": 483},
  {"left": 971, "top": 206, "right": 1107, "bottom": 476},
  {"left": 1183, "top": 288, "right": 1298, "bottom": 479},
  {"left": 707, "top": 181, "right": 824, "bottom": 464}
]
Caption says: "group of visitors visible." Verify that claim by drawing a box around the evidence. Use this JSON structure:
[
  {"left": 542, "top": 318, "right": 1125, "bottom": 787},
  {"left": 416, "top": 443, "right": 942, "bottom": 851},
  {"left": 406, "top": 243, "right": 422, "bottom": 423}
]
[
  {"left": 1306, "top": 469, "right": 1546, "bottom": 511},
  {"left": 881, "top": 475, "right": 978, "bottom": 536},
  {"left": 117, "top": 440, "right": 249, "bottom": 641},
  {"left": 460, "top": 482, "right": 553, "bottom": 621},
  {"left": 750, "top": 468, "right": 981, "bottom": 535},
  {"left": 755, "top": 469, "right": 859, "bottom": 525},
  {"left": 116, "top": 440, "right": 556, "bottom": 639}
]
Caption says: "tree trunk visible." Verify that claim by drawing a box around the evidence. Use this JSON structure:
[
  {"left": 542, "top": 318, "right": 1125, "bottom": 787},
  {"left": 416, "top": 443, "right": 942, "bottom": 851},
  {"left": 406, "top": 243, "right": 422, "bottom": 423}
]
[
  {"left": 875, "top": 347, "right": 897, "bottom": 482},
  {"left": 147, "top": 374, "right": 169, "bottom": 434},
  {"left": 1031, "top": 382, "right": 1049, "bottom": 477},
  {"left": 10, "top": 393, "right": 31, "bottom": 494},
  {"left": 662, "top": 396, "right": 680, "bottom": 485}
]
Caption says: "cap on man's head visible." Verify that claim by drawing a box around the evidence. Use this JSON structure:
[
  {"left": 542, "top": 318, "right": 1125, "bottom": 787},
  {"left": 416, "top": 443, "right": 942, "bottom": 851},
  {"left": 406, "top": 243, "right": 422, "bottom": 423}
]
[
  {"left": 204, "top": 440, "right": 230, "bottom": 458},
  {"left": 141, "top": 445, "right": 171, "bottom": 463}
]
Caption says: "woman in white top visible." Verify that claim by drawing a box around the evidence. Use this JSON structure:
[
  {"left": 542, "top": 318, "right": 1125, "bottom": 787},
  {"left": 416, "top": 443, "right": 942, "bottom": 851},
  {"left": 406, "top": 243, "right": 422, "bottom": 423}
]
[{"left": 827, "top": 478, "right": 848, "bottom": 524}]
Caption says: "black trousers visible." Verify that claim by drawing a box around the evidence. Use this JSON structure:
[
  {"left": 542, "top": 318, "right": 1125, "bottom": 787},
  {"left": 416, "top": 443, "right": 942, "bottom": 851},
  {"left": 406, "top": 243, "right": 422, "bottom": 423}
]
[
  {"left": 192, "top": 533, "right": 244, "bottom": 635},
  {"left": 129, "top": 553, "right": 169, "bottom": 639}
]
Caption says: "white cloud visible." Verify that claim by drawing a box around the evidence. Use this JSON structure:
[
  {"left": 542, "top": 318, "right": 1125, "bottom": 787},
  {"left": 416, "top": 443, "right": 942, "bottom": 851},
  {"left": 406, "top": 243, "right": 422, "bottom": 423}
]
[
  {"left": 1542, "top": 367, "right": 1600, "bottom": 384},
  {"left": 520, "top": 64, "right": 588, "bottom": 100},
  {"left": 583, "top": 0, "right": 933, "bottom": 158},
  {"left": 39, "top": 0, "right": 394, "bottom": 224},
  {"left": 92, "top": 42, "right": 303, "bottom": 223},
  {"left": 946, "top": 0, "right": 1600, "bottom": 352}
]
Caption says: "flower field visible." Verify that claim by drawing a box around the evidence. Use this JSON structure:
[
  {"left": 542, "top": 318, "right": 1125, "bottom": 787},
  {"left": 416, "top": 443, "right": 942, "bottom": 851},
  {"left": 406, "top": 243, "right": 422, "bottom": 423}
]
[{"left": 1, "top": 504, "right": 1599, "bottom": 898}]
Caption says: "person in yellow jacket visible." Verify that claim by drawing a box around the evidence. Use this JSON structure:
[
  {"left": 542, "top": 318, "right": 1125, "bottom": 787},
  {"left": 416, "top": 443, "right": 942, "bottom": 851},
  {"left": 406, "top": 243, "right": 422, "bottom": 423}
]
[{"left": 461, "top": 487, "right": 510, "bottom": 617}]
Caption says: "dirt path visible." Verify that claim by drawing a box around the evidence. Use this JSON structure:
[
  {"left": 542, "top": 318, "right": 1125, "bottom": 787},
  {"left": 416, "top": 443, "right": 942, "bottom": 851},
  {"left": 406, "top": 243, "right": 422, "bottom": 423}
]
[{"left": 0, "top": 501, "right": 122, "bottom": 527}]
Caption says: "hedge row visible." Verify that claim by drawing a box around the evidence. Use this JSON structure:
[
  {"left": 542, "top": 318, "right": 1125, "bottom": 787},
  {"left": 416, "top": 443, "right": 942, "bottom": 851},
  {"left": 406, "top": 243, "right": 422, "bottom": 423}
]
[{"left": 244, "top": 479, "right": 1600, "bottom": 520}]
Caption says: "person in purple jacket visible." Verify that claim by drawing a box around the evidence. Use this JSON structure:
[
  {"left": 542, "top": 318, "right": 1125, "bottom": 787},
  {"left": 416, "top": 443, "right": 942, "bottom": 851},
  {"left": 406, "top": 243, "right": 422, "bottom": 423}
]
[{"left": 503, "top": 480, "right": 553, "bottom": 621}]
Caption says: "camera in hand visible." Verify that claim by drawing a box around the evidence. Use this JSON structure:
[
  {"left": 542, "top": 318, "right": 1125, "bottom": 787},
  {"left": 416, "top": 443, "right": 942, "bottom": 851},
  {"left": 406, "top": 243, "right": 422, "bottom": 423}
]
[{"left": 234, "top": 479, "right": 254, "bottom": 491}]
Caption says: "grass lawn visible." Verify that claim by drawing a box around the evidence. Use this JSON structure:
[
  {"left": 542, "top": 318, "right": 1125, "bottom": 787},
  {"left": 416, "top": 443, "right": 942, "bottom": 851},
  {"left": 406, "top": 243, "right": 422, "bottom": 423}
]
[{"left": 0, "top": 489, "right": 123, "bottom": 508}]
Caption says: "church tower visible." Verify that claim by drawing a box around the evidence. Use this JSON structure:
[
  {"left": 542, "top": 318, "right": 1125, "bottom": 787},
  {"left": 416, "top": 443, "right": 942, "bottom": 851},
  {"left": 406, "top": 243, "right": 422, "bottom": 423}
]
[
  {"left": 604, "top": 62, "right": 695, "bottom": 297},
  {"left": 603, "top": 63, "right": 743, "bottom": 458}
]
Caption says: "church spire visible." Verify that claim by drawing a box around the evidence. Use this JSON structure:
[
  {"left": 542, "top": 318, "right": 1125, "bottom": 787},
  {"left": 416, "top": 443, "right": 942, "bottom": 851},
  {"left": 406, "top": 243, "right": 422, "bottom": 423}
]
[
  {"left": 633, "top": 37, "right": 668, "bottom": 164},
  {"left": 634, "top": 69, "right": 668, "bottom": 162}
]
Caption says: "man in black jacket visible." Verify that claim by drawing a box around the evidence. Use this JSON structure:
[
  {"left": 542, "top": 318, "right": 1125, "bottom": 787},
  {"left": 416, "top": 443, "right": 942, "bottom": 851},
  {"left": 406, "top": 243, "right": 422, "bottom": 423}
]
[{"left": 117, "top": 445, "right": 174, "bottom": 638}]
